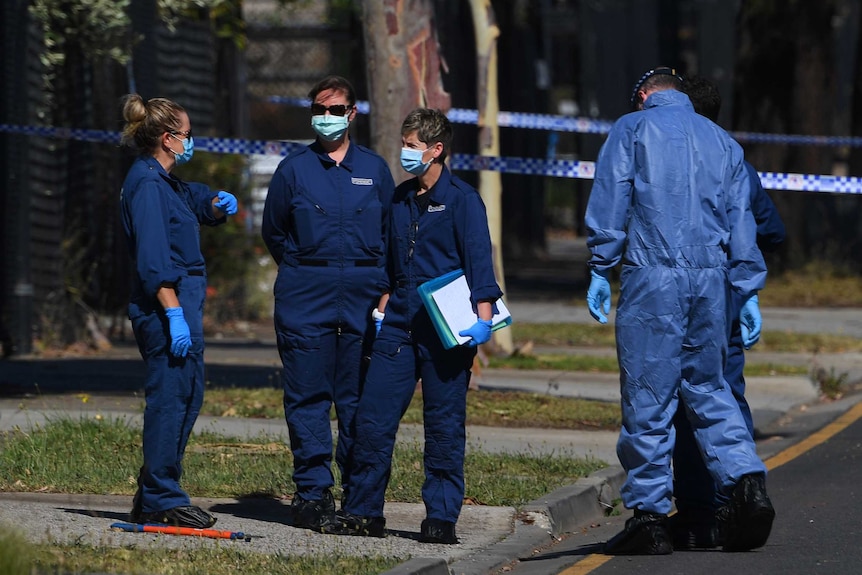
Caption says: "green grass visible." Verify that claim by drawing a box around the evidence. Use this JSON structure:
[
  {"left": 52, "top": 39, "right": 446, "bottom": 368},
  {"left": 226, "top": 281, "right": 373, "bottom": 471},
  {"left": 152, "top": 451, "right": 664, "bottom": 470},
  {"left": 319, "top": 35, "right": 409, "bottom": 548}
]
[
  {"left": 508, "top": 323, "right": 862, "bottom": 354},
  {"left": 0, "top": 417, "right": 605, "bottom": 508},
  {"left": 26, "top": 543, "right": 399, "bottom": 575},
  {"left": 203, "top": 387, "right": 622, "bottom": 430},
  {"left": 0, "top": 527, "right": 32, "bottom": 575}
]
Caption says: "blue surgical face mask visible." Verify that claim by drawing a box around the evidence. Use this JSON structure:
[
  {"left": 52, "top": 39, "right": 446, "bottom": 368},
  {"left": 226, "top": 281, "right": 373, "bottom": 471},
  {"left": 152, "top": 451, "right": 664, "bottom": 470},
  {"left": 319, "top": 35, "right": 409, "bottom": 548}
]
[
  {"left": 400, "top": 147, "right": 431, "bottom": 175},
  {"left": 170, "top": 134, "right": 194, "bottom": 165},
  {"left": 311, "top": 115, "right": 349, "bottom": 141}
]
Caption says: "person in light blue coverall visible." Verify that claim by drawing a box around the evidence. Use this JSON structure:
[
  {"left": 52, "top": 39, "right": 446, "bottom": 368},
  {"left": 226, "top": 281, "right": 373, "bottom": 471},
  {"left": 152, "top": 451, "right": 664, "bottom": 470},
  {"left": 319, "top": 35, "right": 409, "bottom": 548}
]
[
  {"left": 334, "top": 108, "right": 503, "bottom": 545},
  {"left": 585, "top": 68, "right": 775, "bottom": 555},
  {"left": 261, "top": 76, "right": 395, "bottom": 533},
  {"left": 119, "top": 94, "right": 238, "bottom": 529},
  {"left": 671, "top": 75, "right": 786, "bottom": 549}
]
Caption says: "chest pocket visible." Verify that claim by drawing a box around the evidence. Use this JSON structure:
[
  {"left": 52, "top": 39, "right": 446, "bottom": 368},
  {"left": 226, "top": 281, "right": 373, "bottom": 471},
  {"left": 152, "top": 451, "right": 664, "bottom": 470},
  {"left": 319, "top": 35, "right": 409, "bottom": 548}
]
[
  {"left": 353, "top": 187, "right": 384, "bottom": 253},
  {"left": 289, "top": 185, "right": 328, "bottom": 250}
]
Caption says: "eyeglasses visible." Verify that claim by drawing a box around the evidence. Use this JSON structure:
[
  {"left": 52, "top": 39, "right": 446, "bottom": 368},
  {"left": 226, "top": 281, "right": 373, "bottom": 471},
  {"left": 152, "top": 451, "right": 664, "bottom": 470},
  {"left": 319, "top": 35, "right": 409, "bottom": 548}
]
[
  {"left": 310, "top": 103, "right": 353, "bottom": 117},
  {"left": 169, "top": 129, "right": 192, "bottom": 140}
]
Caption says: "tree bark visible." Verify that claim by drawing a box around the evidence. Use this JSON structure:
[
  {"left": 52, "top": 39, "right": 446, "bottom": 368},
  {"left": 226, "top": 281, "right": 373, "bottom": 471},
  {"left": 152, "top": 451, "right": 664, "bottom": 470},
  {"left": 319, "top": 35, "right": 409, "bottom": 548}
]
[
  {"left": 468, "top": 0, "right": 512, "bottom": 355},
  {"left": 359, "top": 0, "right": 451, "bottom": 177}
]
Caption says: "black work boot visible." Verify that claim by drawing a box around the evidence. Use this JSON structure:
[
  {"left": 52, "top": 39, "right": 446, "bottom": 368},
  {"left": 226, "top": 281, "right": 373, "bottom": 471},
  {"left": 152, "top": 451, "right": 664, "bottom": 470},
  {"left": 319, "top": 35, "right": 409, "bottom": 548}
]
[
  {"left": 129, "top": 467, "right": 144, "bottom": 523},
  {"left": 669, "top": 505, "right": 721, "bottom": 550},
  {"left": 419, "top": 518, "right": 459, "bottom": 544},
  {"left": 291, "top": 490, "right": 340, "bottom": 533},
  {"left": 721, "top": 473, "right": 775, "bottom": 552},
  {"left": 603, "top": 510, "right": 673, "bottom": 555},
  {"left": 137, "top": 505, "right": 217, "bottom": 528},
  {"left": 332, "top": 510, "right": 386, "bottom": 538}
]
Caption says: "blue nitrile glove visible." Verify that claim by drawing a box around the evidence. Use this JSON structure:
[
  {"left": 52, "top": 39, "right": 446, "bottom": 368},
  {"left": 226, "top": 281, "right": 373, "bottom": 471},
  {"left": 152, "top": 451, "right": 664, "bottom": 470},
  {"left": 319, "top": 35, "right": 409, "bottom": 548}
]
[
  {"left": 459, "top": 318, "right": 493, "bottom": 347},
  {"left": 740, "top": 294, "right": 762, "bottom": 350},
  {"left": 586, "top": 268, "right": 612, "bottom": 324},
  {"left": 214, "top": 191, "right": 238, "bottom": 215},
  {"left": 371, "top": 308, "right": 385, "bottom": 336},
  {"left": 165, "top": 307, "right": 192, "bottom": 357}
]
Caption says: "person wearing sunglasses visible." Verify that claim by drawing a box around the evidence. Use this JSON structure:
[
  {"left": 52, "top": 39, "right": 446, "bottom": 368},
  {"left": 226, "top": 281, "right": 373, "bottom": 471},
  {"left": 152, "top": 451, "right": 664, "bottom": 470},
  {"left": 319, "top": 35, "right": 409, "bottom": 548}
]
[
  {"left": 261, "top": 75, "right": 395, "bottom": 533},
  {"left": 119, "top": 93, "right": 238, "bottom": 529}
]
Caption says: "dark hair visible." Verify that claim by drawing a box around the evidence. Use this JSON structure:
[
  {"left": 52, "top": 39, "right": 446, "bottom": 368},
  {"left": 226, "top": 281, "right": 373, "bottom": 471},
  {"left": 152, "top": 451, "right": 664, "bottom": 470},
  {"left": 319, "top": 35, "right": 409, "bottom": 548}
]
[
  {"left": 682, "top": 75, "right": 722, "bottom": 122},
  {"left": 308, "top": 75, "right": 356, "bottom": 106},
  {"left": 400, "top": 108, "right": 453, "bottom": 163},
  {"left": 120, "top": 94, "right": 185, "bottom": 153},
  {"left": 630, "top": 66, "right": 684, "bottom": 110}
]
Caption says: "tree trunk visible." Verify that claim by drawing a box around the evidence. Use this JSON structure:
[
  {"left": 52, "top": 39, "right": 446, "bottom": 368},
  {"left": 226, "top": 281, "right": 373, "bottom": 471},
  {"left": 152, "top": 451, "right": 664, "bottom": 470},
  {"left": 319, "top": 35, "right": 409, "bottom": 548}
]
[
  {"left": 359, "top": 0, "right": 451, "bottom": 177},
  {"left": 468, "top": 0, "right": 512, "bottom": 355}
]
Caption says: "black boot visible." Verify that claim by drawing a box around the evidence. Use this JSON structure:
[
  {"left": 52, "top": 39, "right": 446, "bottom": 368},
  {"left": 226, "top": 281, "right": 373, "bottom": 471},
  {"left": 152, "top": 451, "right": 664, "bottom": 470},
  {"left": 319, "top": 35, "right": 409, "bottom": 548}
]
[
  {"left": 136, "top": 505, "right": 217, "bottom": 529},
  {"left": 669, "top": 505, "right": 721, "bottom": 550},
  {"left": 603, "top": 510, "right": 673, "bottom": 555},
  {"left": 129, "top": 467, "right": 144, "bottom": 523},
  {"left": 291, "top": 490, "right": 340, "bottom": 533},
  {"left": 332, "top": 510, "right": 386, "bottom": 538},
  {"left": 720, "top": 473, "right": 775, "bottom": 552},
  {"left": 419, "top": 518, "right": 459, "bottom": 544}
]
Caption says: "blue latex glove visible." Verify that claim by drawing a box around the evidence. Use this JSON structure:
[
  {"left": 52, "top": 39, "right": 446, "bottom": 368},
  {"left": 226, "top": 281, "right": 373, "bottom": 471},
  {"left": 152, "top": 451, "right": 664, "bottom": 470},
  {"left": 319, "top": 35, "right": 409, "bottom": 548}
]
[
  {"left": 165, "top": 307, "right": 192, "bottom": 357},
  {"left": 459, "top": 318, "right": 493, "bottom": 347},
  {"left": 740, "top": 294, "right": 762, "bottom": 349},
  {"left": 586, "top": 269, "right": 612, "bottom": 324},
  {"left": 371, "top": 309, "right": 385, "bottom": 336},
  {"left": 214, "top": 191, "right": 238, "bottom": 215}
]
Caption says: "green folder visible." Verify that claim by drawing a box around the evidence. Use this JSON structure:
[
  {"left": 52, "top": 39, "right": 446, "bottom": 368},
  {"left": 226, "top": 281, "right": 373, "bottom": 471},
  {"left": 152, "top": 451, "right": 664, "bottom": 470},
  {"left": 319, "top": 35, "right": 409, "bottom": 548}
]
[{"left": 417, "top": 269, "right": 512, "bottom": 349}]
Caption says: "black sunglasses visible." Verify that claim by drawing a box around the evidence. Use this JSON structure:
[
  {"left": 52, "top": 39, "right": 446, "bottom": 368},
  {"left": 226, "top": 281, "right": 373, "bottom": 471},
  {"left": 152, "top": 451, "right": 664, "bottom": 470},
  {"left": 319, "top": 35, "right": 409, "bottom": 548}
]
[{"left": 310, "top": 103, "right": 353, "bottom": 117}]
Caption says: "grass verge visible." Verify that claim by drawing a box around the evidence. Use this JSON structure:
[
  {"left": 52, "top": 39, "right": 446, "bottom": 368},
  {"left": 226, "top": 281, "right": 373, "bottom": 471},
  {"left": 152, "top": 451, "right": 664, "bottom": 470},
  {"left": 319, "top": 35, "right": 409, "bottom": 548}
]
[
  {"left": 0, "top": 417, "right": 605, "bottom": 507},
  {"left": 24, "top": 543, "right": 400, "bottom": 575},
  {"left": 202, "top": 387, "right": 622, "bottom": 430}
]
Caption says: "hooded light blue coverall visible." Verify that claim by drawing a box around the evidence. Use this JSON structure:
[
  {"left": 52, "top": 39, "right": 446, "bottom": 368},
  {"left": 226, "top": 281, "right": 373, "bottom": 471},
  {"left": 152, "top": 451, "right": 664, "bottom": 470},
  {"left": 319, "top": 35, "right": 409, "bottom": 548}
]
[
  {"left": 673, "top": 160, "right": 785, "bottom": 512},
  {"left": 121, "top": 155, "right": 224, "bottom": 513},
  {"left": 261, "top": 141, "right": 394, "bottom": 500},
  {"left": 342, "top": 166, "right": 502, "bottom": 524},
  {"left": 585, "top": 89, "right": 768, "bottom": 515}
]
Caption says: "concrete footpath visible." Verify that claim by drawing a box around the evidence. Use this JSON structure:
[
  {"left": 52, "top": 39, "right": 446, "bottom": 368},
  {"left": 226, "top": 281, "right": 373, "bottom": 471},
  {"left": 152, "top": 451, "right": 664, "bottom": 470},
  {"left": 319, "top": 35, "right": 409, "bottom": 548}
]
[{"left": 1, "top": 304, "right": 862, "bottom": 575}]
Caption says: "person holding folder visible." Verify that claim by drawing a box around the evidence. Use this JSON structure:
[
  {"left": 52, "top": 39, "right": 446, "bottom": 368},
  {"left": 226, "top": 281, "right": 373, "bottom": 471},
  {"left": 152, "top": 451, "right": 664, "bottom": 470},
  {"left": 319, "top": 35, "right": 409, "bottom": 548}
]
[{"left": 334, "top": 108, "right": 502, "bottom": 544}]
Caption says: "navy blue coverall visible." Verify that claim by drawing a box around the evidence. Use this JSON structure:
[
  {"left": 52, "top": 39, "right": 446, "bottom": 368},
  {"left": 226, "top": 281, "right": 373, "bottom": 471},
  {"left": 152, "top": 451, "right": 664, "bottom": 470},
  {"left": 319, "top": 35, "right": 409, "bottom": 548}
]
[
  {"left": 261, "top": 141, "right": 394, "bottom": 500},
  {"left": 585, "top": 89, "right": 768, "bottom": 515},
  {"left": 673, "top": 160, "right": 786, "bottom": 512},
  {"left": 341, "top": 166, "right": 502, "bottom": 524},
  {"left": 120, "top": 155, "right": 223, "bottom": 514}
]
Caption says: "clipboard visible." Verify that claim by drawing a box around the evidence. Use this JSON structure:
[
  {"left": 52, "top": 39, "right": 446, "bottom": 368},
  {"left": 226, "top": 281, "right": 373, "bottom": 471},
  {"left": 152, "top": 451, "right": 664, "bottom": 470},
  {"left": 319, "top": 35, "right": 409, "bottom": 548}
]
[{"left": 417, "top": 269, "right": 512, "bottom": 349}]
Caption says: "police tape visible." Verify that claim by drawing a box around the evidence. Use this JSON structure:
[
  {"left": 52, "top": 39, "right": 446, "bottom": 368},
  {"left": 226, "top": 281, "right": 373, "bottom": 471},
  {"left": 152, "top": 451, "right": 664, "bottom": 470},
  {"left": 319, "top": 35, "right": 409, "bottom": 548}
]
[
  {"left": 2, "top": 123, "right": 861, "bottom": 194},
  {"left": 265, "top": 96, "right": 862, "bottom": 147}
]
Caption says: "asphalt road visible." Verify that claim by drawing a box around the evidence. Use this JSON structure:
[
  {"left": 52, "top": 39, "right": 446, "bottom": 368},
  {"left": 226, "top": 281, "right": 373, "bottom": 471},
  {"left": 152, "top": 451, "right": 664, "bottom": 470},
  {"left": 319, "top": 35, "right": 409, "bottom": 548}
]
[{"left": 494, "top": 400, "right": 862, "bottom": 575}]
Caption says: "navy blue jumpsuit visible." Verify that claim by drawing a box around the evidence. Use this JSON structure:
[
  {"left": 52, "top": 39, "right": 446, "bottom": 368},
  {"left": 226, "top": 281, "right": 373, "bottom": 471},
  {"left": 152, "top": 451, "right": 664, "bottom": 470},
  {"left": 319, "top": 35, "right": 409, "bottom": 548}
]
[
  {"left": 342, "top": 166, "right": 502, "bottom": 524},
  {"left": 120, "top": 155, "right": 223, "bottom": 513},
  {"left": 673, "top": 160, "right": 786, "bottom": 512},
  {"left": 585, "top": 89, "right": 768, "bottom": 515},
  {"left": 261, "top": 141, "right": 394, "bottom": 500}
]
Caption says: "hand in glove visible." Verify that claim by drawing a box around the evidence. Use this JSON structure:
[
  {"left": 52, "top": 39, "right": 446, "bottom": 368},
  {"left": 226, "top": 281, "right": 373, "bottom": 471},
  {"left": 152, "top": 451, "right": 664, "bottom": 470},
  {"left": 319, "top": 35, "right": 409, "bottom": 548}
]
[
  {"left": 214, "top": 191, "right": 238, "bottom": 215},
  {"left": 371, "top": 308, "right": 385, "bottom": 336},
  {"left": 459, "top": 318, "right": 493, "bottom": 347},
  {"left": 739, "top": 294, "right": 762, "bottom": 349},
  {"left": 165, "top": 307, "right": 192, "bottom": 357},
  {"left": 586, "top": 269, "right": 612, "bottom": 324}
]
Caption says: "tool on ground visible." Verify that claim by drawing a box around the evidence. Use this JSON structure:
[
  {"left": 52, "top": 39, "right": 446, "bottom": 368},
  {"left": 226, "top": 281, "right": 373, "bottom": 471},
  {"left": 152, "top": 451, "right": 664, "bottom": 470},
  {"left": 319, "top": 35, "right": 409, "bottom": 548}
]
[{"left": 110, "top": 522, "right": 251, "bottom": 541}]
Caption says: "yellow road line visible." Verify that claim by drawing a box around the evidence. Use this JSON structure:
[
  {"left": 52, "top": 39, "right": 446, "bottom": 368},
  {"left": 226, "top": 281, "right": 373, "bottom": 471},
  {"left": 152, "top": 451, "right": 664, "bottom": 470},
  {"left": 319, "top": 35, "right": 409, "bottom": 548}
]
[
  {"left": 764, "top": 400, "right": 862, "bottom": 470},
  {"left": 558, "top": 400, "right": 862, "bottom": 575},
  {"left": 558, "top": 553, "right": 613, "bottom": 574}
]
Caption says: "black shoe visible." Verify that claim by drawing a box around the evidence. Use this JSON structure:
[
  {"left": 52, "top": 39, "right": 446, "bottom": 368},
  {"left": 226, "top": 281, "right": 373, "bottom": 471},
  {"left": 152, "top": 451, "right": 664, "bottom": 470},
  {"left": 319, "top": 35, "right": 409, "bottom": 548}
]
[
  {"left": 721, "top": 473, "right": 775, "bottom": 552},
  {"left": 603, "top": 510, "right": 673, "bottom": 555},
  {"left": 291, "top": 490, "right": 340, "bottom": 533},
  {"left": 136, "top": 505, "right": 217, "bottom": 529},
  {"left": 669, "top": 507, "right": 721, "bottom": 550},
  {"left": 332, "top": 510, "right": 386, "bottom": 538},
  {"left": 419, "top": 518, "right": 459, "bottom": 544}
]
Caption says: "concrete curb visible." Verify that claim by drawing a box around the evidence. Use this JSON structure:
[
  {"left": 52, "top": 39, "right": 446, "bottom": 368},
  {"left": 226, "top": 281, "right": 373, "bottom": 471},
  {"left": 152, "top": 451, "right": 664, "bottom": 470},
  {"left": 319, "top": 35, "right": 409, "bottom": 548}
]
[
  {"left": 443, "top": 465, "right": 626, "bottom": 575},
  {"left": 380, "top": 558, "right": 451, "bottom": 575}
]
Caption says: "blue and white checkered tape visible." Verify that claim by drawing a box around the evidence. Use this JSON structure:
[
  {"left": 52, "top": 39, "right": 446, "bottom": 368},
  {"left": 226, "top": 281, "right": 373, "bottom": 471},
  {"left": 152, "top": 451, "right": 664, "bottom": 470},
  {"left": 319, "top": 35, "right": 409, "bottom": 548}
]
[
  {"left": 265, "top": 97, "right": 862, "bottom": 147},
  {"left": 2, "top": 123, "right": 861, "bottom": 194}
]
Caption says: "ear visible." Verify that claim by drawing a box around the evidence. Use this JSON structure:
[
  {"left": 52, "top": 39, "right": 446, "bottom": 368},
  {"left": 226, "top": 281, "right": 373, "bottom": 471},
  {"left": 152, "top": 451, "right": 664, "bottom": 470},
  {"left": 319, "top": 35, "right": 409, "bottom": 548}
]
[
  {"left": 431, "top": 141, "right": 444, "bottom": 160},
  {"left": 348, "top": 106, "right": 357, "bottom": 122}
]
